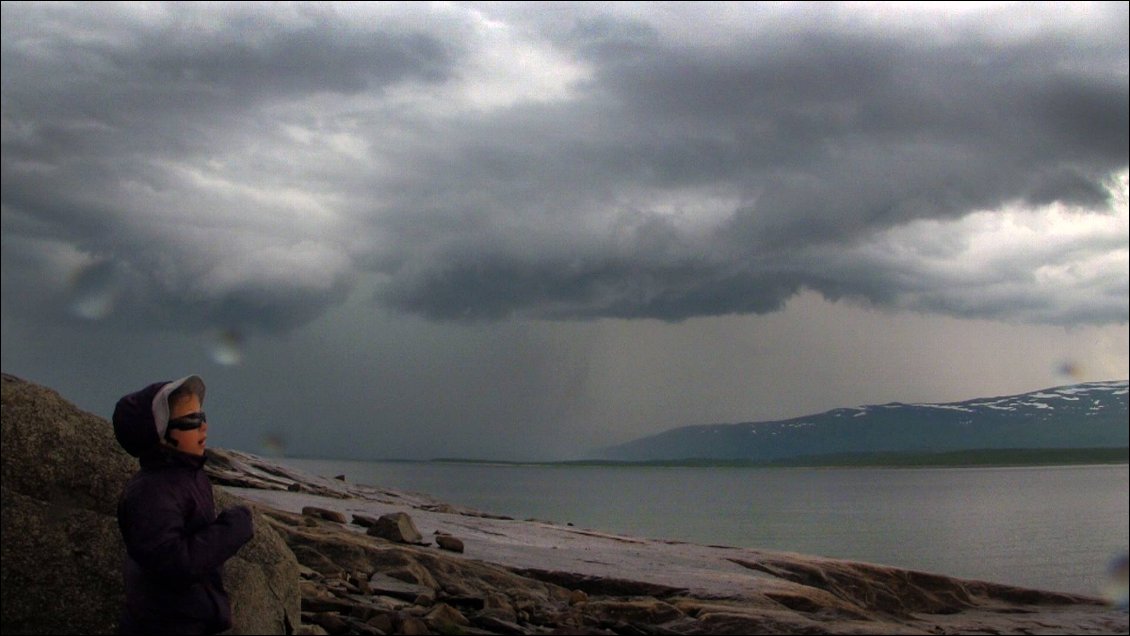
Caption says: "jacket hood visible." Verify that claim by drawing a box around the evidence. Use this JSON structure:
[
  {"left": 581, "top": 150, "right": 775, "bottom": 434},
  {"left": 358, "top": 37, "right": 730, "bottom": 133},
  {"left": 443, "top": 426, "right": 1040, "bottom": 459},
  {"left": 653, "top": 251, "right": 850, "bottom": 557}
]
[{"left": 113, "top": 376, "right": 206, "bottom": 458}]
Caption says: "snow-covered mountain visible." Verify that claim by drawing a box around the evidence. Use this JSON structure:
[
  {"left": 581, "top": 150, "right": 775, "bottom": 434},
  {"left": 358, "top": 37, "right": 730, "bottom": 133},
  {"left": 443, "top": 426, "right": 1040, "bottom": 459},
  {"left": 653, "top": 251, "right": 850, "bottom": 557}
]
[{"left": 599, "top": 380, "right": 1129, "bottom": 462}]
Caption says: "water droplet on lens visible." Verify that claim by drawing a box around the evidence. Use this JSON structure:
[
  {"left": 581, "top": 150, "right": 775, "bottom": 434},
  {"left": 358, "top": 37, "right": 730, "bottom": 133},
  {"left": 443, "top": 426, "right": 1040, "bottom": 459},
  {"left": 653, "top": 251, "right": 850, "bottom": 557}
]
[
  {"left": 1055, "top": 360, "right": 1085, "bottom": 381},
  {"left": 1101, "top": 553, "right": 1129, "bottom": 610},
  {"left": 210, "top": 329, "right": 244, "bottom": 366},
  {"left": 68, "top": 261, "right": 121, "bottom": 320},
  {"left": 260, "top": 432, "right": 287, "bottom": 456}
]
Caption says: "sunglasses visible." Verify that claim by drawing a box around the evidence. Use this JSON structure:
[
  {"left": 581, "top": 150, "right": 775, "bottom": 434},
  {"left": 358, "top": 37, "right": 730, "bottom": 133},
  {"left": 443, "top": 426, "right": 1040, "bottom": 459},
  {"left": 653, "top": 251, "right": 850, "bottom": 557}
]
[{"left": 167, "top": 411, "right": 207, "bottom": 431}]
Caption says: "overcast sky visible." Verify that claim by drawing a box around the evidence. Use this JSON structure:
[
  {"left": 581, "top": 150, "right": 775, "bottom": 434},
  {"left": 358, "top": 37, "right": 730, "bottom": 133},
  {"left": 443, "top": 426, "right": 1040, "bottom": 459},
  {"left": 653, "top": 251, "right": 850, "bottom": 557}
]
[{"left": 2, "top": 2, "right": 1127, "bottom": 461}]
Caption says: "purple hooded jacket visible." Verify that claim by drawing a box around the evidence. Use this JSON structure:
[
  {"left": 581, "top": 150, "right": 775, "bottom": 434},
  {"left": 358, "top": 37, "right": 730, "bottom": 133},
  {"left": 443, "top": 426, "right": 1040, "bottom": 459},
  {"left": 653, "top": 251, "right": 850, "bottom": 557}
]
[{"left": 113, "top": 381, "right": 253, "bottom": 634}]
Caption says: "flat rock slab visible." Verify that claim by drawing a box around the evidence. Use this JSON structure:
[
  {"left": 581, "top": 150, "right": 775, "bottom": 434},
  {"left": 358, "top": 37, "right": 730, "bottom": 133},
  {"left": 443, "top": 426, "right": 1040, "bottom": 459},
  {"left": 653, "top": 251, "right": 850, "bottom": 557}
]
[
  {"left": 367, "top": 573, "right": 434, "bottom": 602},
  {"left": 221, "top": 452, "right": 1130, "bottom": 636}
]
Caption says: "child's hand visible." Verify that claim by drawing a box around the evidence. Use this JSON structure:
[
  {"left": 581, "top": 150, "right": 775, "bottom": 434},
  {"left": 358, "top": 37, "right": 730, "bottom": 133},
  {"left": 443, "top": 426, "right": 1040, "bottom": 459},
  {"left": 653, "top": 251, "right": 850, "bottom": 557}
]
[{"left": 218, "top": 505, "right": 254, "bottom": 543}]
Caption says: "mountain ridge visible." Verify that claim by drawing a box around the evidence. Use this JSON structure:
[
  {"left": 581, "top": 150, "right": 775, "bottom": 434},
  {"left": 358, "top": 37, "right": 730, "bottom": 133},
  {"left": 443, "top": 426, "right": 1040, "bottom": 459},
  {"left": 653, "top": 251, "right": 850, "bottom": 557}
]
[{"left": 598, "top": 380, "right": 1129, "bottom": 462}]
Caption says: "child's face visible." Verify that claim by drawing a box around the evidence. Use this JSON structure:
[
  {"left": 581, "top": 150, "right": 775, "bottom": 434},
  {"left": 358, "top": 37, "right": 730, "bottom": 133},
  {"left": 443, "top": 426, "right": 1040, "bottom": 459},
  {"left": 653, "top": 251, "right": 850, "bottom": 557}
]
[{"left": 167, "top": 393, "right": 208, "bottom": 455}]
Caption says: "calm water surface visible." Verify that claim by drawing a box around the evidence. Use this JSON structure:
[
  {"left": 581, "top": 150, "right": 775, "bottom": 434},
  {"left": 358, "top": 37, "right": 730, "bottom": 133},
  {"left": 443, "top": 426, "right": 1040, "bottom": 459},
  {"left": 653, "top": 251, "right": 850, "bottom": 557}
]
[{"left": 277, "top": 459, "right": 1128, "bottom": 596}]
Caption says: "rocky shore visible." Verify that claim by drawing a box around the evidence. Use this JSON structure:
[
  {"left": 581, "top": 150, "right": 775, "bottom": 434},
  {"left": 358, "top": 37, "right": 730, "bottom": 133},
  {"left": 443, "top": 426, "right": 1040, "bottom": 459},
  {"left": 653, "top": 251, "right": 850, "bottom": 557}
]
[{"left": 3, "top": 373, "right": 1128, "bottom": 635}]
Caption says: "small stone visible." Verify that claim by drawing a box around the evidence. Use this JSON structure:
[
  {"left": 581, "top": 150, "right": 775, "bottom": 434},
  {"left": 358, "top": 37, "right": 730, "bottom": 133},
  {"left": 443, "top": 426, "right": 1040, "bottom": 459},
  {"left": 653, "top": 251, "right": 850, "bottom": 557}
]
[
  {"left": 351, "top": 571, "right": 372, "bottom": 595},
  {"left": 569, "top": 589, "right": 589, "bottom": 605},
  {"left": 435, "top": 535, "right": 465, "bottom": 553},
  {"left": 334, "top": 474, "right": 346, "bottom": 481},
  {"left": 287, "top": 482, "right": 302, "bottom": 492}
]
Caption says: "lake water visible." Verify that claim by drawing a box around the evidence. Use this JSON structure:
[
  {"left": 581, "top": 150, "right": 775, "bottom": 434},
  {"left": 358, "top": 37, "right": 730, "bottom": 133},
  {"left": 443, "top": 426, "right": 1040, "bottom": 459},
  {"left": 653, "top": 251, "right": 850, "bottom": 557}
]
[{"left": 275, "top": 458, "right": 1128, "bottom": 597}]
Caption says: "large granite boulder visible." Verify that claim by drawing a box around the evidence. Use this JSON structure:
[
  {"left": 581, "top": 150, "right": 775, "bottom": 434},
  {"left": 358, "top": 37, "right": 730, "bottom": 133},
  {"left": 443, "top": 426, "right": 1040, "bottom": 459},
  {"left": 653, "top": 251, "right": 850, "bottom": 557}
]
[{"left": 1, "top": 373, "right": 300, "bottom": 634}]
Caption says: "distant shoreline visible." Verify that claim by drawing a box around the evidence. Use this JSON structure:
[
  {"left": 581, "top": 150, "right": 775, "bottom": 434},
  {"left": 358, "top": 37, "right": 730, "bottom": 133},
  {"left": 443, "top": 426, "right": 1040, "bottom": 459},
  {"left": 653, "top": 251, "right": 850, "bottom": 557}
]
[
  {"left": 563, "top": 447, "right": 1130, "bottom": 468},
  {"left": 289, "top": 446, "right": 1130, "bottom": 468}
]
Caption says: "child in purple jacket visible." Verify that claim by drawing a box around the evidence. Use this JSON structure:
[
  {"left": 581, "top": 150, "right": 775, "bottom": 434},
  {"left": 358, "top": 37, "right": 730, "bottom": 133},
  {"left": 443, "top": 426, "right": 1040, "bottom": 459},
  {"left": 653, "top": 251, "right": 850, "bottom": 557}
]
[{"left": 112, "top": 375, "right": 253, "bottom": 634}]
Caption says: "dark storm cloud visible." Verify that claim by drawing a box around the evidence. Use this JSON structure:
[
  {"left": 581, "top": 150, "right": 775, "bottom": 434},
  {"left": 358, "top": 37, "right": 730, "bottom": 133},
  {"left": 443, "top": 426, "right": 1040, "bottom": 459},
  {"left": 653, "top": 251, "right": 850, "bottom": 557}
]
[
  {"left": 2, "top": 3, "right": 454, "bottom": 332},
  {"left": 2, "top": 3, "right": 1127, "bottom": 334},
  {"left": 381, "top": 249, "right": 807, "bottom": 322},
  {"left": 373, "top": 9, "right": 1128, "bottom": 323}
]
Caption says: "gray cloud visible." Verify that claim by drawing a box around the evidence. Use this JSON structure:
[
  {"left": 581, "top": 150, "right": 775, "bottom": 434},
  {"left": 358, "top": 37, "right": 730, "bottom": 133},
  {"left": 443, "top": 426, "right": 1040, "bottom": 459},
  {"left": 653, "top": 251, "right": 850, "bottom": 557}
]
[
  {"left": 2, "top": 2, "right": 454, "bottom": 332},
  {"left": 2, "top": 2, "right": 1127, "bottom": 339},
  {"left": 370, "top": 15, "right": 1128, "bottom": 322},
  {"left": 3, "top": 3, "right": 1127, "bottom": 463}
]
